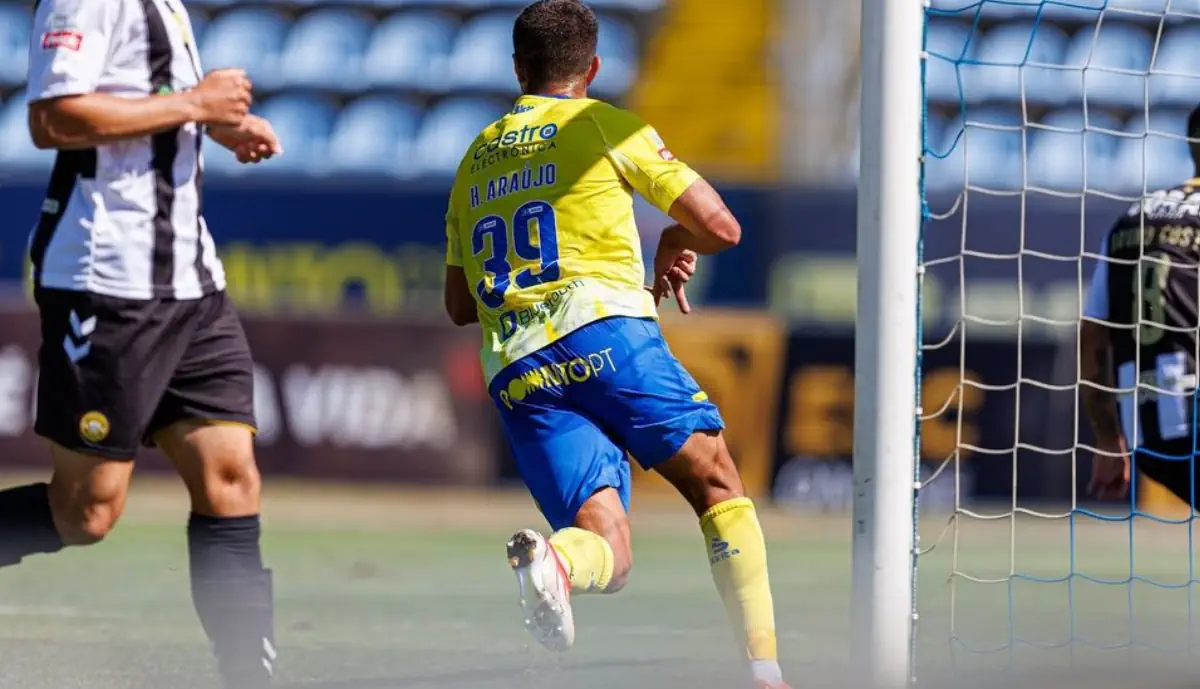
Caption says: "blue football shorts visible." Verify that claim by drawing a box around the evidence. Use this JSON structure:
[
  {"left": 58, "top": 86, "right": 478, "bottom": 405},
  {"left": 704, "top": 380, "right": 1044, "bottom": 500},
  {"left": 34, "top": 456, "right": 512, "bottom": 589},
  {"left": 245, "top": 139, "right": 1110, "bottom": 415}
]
[{"left": 489, "top": 316, "right": 725, "bottom": 530}]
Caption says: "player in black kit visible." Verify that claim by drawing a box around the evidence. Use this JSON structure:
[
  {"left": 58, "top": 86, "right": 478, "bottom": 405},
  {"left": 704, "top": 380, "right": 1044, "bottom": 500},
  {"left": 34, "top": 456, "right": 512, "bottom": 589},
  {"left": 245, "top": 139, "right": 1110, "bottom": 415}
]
[{"left": 1081, "top": 104, "right": 1200, "bottom": 504}]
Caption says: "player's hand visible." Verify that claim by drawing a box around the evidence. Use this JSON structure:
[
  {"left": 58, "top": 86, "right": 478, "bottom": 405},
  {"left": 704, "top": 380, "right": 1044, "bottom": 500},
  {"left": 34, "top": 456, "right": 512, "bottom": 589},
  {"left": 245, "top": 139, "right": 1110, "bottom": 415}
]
[
  {"left": 192, "top": 68, "right": 252, "bottom": 127},
  {"left": 649, "top": 225, "right": 697, "bottom": 315},
  {"left": 208, "top": 115, "right": 283, "bottom": 163},
  {"left": 231, "top": 116, "right": 283, "bottom": 163},
  {"left": 1088, "top": 436, "right": 1131, "bottom": 500}
]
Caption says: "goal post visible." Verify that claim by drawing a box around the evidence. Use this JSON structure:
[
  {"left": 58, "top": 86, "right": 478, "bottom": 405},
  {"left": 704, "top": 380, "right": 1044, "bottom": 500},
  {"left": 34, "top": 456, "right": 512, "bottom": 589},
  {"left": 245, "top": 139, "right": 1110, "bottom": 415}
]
[{"left": 851, "top": 0, "right": 925, "bottom": 686}]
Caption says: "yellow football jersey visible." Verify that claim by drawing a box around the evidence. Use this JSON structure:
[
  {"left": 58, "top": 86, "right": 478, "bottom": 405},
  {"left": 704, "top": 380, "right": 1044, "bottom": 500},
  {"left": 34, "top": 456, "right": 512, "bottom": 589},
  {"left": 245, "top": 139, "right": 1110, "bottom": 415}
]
[{"left": 445, "top": 94, "right": 701, "bottom": 383}]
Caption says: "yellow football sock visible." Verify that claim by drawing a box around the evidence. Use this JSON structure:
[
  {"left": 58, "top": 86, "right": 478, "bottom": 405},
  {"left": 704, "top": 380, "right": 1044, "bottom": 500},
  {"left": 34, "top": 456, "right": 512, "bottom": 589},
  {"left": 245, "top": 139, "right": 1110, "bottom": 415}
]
[
  {"left": 701, "top": 497, "right": 778, "bottom": 663},
  {"left": 549, "top": 527, "right": 614, "bottom": 594}
]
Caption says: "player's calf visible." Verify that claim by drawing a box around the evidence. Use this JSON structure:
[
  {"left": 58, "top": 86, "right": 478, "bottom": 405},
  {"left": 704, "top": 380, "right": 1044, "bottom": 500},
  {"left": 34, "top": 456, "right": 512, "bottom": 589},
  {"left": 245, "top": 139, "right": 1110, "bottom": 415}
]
[
  {"left": 559, "top": 487, "right": 632, "bottom": 593},
  {"left": 158, "top": 421, "right": 275, "bottom": 689},
  {"left": 0, "top": 445, "right": 134, "bottom": 567},
  {"left": 656, "top": 430, "right": 787, "bottom": 689}
]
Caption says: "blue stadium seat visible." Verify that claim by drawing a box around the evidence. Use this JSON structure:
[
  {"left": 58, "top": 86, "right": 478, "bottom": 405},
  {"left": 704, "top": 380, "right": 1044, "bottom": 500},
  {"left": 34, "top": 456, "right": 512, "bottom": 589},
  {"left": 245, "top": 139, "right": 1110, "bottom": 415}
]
[
  {"left": 199, "top": 9, "right": 290, "bottom": 89},
  {"left": 328, "top": 96, "right": 423, "bottom": 177},
  {"left": 0, "top": 92, "right": 54, "bottom": 172},
  {"left": 187, "top": 11, "right": 209, "bottom": 48},
  {"left": 0, "top": 3, "right": 31, "bottom": 88},
  {"left": 415, "top": 98, "right": 507, "bottom": 177},
  {"left": 967, "top": 22, "right": 1068, "bottom": 105},
  {"left": 931, "top": 0, "right": 1193, "bottom": 19},
  {"left": 1113, "top": 109, "right": 1193, "bottom": 191},
  {"left": 1113, "top": 135, "right": 1193, "bottom": 192},
  {"left": 925, "top": 112, "right": 948, "bottom": 154},
  {"left": 186, "top": 0, "right": 235, "bottom": 8},
  {"left": 1124, "top": 108, "right": 1192, "bottom": 137},
  {"left": 254, "top": 94, "right": 339, "bottom": 175},
  {"left": 960, "top": 107, "right": 1024, "bottom": 190},
  {"left": 447, "top": 11, "right": 521, "bottom": 93},
  {"left": 1027, "top": 108, "right": 1125, "bottom": 192},
  {"left": 925, "top": 20, "right": 979, "bottom": 105},
  {"left": 279, "top": 10, "right": 372, "bottom": 92},
  {"left": 1061, "top": 23, "right": 1153, "bottom": 109},
  {"left": 1150, "top": 26, "right": 1200, "bottom": 106},
  {"left": 925, "top": 114, "right": 965, "bottom": 191},
  {"left": 591, "top": 16, "right": 638, "bottom": 98},
  {"left": 930, "top": 0, "right": 1047, "bottom": 19},
  {"left": 363, "top": 12, "right": 459, "bottom": 90}
]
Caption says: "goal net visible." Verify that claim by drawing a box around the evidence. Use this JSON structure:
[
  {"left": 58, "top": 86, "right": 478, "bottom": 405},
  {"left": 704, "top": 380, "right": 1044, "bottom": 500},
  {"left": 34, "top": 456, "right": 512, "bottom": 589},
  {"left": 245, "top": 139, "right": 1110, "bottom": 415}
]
[{"left": 916, "top": 0, "right": 1200, "bottom": 681}]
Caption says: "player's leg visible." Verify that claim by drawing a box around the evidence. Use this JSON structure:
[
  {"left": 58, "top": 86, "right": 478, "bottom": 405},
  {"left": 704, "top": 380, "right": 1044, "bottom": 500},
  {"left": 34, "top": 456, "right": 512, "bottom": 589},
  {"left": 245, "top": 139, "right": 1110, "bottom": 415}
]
[
  {"left": 654, "top": 432, "right": 785, "bottom": 688},
  {"left": 493, "top": 351, "right": 637, "bottom": 650},
  {"left": 573, "top": 317, "right": 787, "bottom": 688},
  {"left": 0, "top": 445, "right": 134, "bottom": 566},
  {"left": 148, "top": 293, "right": 274, "bottom": 689},
  {"left": 553, "top": 485, "right": 633, "bottom": 594},
  {"left": 0, "top": 288, "right": 171, "bottom": 566}
]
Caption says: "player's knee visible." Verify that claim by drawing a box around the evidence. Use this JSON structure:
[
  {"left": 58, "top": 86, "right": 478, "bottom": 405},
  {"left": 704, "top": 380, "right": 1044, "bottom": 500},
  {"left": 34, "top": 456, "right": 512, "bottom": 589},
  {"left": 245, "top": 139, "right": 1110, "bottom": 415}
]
[
  {"left": 53, "top": 498, "right": 123, "bottom": 546},
  {"left": 662, "top": 431, "right": 745, "bottom": 515},
  {"left": 198, "top": 457, "right": 262, "bottom": 517}
]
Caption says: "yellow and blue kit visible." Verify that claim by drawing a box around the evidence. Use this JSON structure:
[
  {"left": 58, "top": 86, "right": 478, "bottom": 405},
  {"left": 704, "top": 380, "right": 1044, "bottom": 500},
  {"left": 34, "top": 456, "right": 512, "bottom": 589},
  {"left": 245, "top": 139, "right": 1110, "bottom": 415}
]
[{"left": 445, "top": 94, "right": 724, "bottom": 529}]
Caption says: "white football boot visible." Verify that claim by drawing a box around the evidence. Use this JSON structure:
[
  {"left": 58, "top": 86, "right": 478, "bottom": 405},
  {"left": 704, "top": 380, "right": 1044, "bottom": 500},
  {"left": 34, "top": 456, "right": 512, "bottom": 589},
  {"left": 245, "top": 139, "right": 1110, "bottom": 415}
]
[{"left": 506, "top": 529, "right": 575, "bottom": 652}]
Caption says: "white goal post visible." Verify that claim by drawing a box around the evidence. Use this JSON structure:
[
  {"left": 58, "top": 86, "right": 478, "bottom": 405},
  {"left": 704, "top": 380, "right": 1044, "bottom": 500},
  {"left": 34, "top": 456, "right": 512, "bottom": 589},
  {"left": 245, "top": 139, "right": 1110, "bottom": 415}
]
[{"left": 851, "top": 0, "right": 924, "bottom": 686}]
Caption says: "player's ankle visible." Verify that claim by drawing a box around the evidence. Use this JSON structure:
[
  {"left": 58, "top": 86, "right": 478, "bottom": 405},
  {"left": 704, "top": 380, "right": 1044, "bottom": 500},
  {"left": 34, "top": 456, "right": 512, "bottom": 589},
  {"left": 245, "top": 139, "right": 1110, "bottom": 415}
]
[{"left": 750, "top": 659, "right": 783, "bottom": 686}]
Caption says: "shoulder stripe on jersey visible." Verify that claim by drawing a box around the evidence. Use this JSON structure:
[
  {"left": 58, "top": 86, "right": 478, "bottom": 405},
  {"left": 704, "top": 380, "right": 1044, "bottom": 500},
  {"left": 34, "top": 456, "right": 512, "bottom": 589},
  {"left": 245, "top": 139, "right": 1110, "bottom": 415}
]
[
  {"left": 143, "top": 0, "right": 179, "bottom": 295},
  {"left": 29, "top": 149, "right": 96, "bottom": 283}
]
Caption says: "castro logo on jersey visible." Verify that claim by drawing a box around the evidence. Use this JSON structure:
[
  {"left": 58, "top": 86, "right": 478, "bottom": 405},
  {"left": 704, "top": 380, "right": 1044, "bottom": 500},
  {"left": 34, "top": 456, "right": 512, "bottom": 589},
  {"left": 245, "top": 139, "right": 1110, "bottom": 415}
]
[{"left": 471, "top": 123, "right": 560, "bottom": 172}]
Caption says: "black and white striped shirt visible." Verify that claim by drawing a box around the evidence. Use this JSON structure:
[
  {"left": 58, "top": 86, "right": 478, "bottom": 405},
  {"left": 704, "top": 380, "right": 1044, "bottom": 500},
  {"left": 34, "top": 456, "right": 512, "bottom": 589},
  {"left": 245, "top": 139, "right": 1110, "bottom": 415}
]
[{"left": 26, "top": 0, "right": 224, "bottom": 300}]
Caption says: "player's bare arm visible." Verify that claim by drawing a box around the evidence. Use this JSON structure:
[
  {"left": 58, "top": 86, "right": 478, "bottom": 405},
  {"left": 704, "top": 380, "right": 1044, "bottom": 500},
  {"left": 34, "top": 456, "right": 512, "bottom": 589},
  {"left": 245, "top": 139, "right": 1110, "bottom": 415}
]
[
  {"left": 1079, "top": 319, "right": 1130, "bottom": 498},
  {"left": 648, "top": 178, "right": 739, "bottom": 311},
  {"left": 664, "top": 177, "right": 742, "bottom": 254},
  {"left": 444, "top": 265, "right": 479, "bottom": 326},
  {"left": 29, "top": 68, "right": 251, "bottom": 150}
]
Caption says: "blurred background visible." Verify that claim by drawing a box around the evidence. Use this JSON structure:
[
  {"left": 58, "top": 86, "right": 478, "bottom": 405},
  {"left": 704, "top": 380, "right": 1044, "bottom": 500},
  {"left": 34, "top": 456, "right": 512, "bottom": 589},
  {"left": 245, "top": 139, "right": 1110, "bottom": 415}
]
[
  {"left": 1, "top": 1, "right": 1200, "bottom": 685},
  {"left": 1, "top": 0, "right": 1197, "bottom": 513}
]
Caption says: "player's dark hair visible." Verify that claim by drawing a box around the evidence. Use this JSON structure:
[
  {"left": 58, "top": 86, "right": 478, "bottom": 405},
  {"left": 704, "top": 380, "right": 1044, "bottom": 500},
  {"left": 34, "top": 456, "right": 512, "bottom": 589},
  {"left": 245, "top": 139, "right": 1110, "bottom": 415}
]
[
  {"left": 513, "top": 0, "right": 599, "bottom": 92},
  {"left": 1190, "top": 103, "right": 1200, "bottom": 174}
]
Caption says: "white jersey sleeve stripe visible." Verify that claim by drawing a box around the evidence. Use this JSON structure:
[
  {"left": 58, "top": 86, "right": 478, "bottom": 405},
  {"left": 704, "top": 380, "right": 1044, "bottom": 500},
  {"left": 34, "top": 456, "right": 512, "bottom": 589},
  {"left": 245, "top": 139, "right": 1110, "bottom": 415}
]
[{"left": 26, "top": 0, "right": 119, "bottom": 104}]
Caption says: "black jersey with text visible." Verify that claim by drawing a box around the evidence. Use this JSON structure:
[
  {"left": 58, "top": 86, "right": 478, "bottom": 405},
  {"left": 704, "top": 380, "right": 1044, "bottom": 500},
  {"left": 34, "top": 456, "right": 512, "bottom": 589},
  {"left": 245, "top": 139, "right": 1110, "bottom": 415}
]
[{"left": 1085, "top": 179, "right": 1200, "bottom": 449}]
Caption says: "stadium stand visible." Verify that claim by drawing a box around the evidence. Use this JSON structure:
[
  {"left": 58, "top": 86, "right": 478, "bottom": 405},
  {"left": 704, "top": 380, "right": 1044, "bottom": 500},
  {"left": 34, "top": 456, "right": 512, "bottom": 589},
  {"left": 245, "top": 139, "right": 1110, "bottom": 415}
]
[
  {"left": 922, "top": 3, "right": 1200, "bottom": 192},
  {"left": 0, "top": 0, "right": 1190, "bottom": 188},
  {"left": 0, "top": 3, "right": 30, "bottom": 88},
  {"left": 0, "top": 0, "right": 647, "bottom": 180}
]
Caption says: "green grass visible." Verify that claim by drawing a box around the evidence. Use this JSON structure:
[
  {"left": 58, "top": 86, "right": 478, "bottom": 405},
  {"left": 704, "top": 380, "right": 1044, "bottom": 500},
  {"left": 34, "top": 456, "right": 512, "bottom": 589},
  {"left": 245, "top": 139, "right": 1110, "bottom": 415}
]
[{"left": 1, "top": 481, "right": 1199, "bottom": 688}]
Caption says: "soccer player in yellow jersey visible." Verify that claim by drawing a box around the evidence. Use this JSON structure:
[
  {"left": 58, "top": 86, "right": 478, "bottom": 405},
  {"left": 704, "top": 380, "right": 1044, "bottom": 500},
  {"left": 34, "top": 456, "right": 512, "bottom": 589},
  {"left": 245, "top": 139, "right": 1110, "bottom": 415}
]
[{"left": 442, "top": 2, "right": 791, "bottom": 687}]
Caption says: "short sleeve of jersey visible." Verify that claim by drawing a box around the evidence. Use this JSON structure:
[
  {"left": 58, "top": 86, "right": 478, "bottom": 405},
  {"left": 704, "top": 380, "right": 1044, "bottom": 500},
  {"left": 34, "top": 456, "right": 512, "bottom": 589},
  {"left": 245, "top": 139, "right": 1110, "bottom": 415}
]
[
  {"left": 26, "top": 0, "right": 119, "bottom": 103},
  {"left": 596, "top": 107, "right": 700, "bottom": 214},
  {"left": 1083, "top": 233, "right": 1111, "bottom": 321},
  {"left": 445, "top": 203, "right": 463, "bottom": 267}
]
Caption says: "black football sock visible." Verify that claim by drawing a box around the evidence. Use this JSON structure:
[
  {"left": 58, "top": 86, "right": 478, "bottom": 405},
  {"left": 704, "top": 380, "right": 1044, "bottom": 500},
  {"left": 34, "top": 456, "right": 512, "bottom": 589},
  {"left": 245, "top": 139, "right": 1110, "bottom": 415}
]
[
  {"left": 188, "top": 513, "right": 276, "bottom": 689},
  {"left": 0, "top": 483, "right": 64, "bottom": 567}
]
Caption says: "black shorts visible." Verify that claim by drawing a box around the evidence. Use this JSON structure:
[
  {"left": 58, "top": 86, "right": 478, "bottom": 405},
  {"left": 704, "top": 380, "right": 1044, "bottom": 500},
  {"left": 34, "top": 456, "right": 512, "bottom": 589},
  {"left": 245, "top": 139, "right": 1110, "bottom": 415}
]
[
  {"left": 34, "top": 288, "right": 256, "bottom": 459},
  {"left": 1136, "top": 440, "right": 1200, "bottom": 507}
]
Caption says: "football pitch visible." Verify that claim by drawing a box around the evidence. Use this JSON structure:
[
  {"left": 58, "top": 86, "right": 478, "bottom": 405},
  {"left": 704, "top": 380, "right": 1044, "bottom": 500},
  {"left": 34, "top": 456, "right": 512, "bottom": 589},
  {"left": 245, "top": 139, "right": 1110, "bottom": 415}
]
[{"left": 1, "top": 475, "right": 1199, "bottom": 689}]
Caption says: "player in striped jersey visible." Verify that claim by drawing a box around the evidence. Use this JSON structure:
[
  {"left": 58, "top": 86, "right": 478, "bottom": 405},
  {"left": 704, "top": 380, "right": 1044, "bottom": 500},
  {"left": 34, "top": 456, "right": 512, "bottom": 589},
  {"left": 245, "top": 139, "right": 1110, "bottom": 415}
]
[
  {"left": 0, "top": 0, "right": 281, "bottom": 686},
  {"left": 1081, "top": 104, "right": 1200, "bottom": 507}
]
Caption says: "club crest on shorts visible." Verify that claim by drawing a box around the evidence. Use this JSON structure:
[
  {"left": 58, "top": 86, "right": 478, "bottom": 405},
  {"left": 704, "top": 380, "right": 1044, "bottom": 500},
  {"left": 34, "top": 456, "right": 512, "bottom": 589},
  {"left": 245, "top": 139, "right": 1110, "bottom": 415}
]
[{"left": 79, "top": 411, "right": 110, "bottom": 443}]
